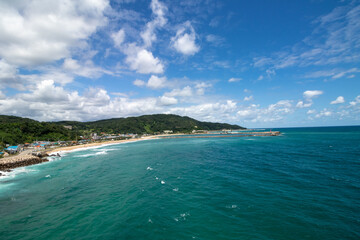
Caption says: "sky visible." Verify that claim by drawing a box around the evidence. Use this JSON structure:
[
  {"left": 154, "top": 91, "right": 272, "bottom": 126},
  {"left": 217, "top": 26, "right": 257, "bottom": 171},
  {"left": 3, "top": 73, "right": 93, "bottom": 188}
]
[{"left": 0, "top": 0, "right": 359, "bottom": 128}]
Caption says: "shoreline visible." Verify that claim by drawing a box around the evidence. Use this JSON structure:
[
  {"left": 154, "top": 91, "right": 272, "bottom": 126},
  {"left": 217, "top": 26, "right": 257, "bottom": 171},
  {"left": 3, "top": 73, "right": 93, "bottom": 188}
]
[
  {"left": 0, "top": 136, "right": 159, "bottom": 173},
  {"left": 0, "top": 131, "right": 280, "bottom": 174},
  {"left": 45, "top": 135, "right": 159, "bottom": 155}
]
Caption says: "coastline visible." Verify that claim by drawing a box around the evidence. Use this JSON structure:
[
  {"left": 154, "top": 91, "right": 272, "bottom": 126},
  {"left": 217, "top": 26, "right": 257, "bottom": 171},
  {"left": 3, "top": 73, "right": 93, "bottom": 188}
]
[
  {"left": 0, "top": 131, "right": 280, "bottom": 174},
  {"left": 0, "top": 136, "right": 159, "bottom": 173},
  {"left": 45, "top": 135, "right": 159, "bottom": 155}
]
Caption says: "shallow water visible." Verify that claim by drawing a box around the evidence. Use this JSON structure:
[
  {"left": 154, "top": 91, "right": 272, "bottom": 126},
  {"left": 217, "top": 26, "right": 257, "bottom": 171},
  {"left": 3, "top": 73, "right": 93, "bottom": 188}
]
[{"left": 1, "top": 126, "right": 359, "bottom": 239}]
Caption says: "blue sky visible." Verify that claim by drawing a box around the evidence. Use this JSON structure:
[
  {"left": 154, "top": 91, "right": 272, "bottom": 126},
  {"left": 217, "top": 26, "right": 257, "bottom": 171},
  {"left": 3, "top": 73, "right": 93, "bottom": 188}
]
[{"left": 0, "top": 0, "right": 359, "bottom": 128}]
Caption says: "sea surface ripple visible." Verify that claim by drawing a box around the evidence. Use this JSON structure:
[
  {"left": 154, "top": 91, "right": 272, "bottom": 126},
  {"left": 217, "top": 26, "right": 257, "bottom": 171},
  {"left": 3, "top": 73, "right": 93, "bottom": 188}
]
[{"left": 0, "top": 126, "right": 359, "bottom": 239}]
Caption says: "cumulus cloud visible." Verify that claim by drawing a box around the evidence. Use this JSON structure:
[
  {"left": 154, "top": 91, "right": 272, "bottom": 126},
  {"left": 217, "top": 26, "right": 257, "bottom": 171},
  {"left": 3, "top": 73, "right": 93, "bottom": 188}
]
[
  {"left": 0, "top": 0, "right": 108, "bottom": 67},
  {"left": 330, "top": 96, "right": 345, "bottom": 104},
  {"left": 303, "top": 90, "right": 323, "bottom": 99},
  {"left": 0, "top": 79, "right": 164, "bottom": 121},
  {"left": 171, "top": 21, "right": 200, "bottom": 56},
  {"left": 62, "top": 58, "right": 110, "bottom": 78},
  {"left": 123, "top": 44, "right": 163, "bottom": 74},
  {"left": 113, "top": 0, "right": 166, "bottom": 74},
  {"left": 165, "top": 86, "right": 193, "bottom": 97},
  {"left": 158, "top": 96, "right": 177, "bottom": 106},
  {"left": 147, "top": 75, "right": 167, "bottom": 89},
  {"left": 124, "top": 46, "right": 164, "bottom": 74},
  {"left": 169, "top": 100, "right": 237, "bottom": 122},
  {"left": 0, "top": 59, "right": 23, "bottom": 89},
  {"left": 237, "top": 100, "right": 293, "bottom": 123}
]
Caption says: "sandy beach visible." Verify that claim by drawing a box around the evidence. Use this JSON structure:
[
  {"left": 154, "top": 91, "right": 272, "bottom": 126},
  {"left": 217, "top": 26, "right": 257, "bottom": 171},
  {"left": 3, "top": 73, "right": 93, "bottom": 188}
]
[
  {"left": 45, "top": 135, "right": 159, "bottom": 155},
  {"left": 0, "top": 135, "right": 159, "bottom": 172}
]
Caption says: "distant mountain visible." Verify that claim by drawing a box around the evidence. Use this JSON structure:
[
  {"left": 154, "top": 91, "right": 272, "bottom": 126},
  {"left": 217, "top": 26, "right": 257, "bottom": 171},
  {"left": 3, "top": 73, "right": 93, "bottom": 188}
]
[
  {"left": 54, "top": 114, "right": 245, "bottom": 134},
  {"left": 0, "top": 114, "right": 244, "bottom": 145}
]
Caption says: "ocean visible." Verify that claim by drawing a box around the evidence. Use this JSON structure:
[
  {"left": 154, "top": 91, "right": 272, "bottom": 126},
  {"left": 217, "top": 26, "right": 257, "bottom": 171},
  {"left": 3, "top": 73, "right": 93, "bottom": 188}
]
[{"left": 0, "top": 126, "right": 359, "bottom": 239}]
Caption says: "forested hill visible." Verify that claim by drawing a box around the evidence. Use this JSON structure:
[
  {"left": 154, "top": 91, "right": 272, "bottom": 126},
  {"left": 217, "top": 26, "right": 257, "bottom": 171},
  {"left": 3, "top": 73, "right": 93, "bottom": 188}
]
[
  {"left": 55, "top": 114, "right": 245, "bottom": 134},
  {"left": 0, "top": 115, "right": 78, "bottom": 145},
  {"left": 0, "top": 114, "right": 244, "bottom": 145}
]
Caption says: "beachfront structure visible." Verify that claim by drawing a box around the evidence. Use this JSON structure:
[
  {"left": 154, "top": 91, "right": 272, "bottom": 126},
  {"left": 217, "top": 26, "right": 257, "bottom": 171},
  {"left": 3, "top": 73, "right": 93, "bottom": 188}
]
[
  {"left": 163, "top": 130, "right": 173, "bottom": 134},
  {"left": 5, "top": 146, "right": 20, "bottom": 154}
]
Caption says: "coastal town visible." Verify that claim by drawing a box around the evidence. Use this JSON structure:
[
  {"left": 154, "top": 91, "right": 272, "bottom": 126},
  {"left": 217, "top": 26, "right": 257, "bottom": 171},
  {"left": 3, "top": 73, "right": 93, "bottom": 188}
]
[{"left": 0, "top": 114, "right": 280, "bottom": 173}]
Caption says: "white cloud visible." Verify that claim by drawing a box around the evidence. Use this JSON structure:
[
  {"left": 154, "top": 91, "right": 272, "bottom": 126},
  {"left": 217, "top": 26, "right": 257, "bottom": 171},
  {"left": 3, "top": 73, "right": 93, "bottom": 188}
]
[
  {"left": 315, "top": 109, "right": 332, "bottom": 118},
  {"left": 0, "top": 90, "right": 5, "bottom": 99},
  {"left": 0, "top": 0, "right": 108, "bottom": 67},
  {"left": 140, "top": 0, "right": 167, "bottom": 47},
  {"left": 307, "top": 109, "right": 316, "bottom": 114},
  {"left": 0, "top": 80, "right": 165, "bottom": 121},
  {"left": 20, "top": 79, "right": 70, "bottom": 103},
  {"left": 147, "top": 75, "right": 167, "bottom": 89},
  {"left": 243, "top": 96, "right": 253, "bottom": 101},
  {"left": 165, "top": 86, "right": 193, "bottom": 97},
  {"left": 133, "top": 79, "right": 146, "bottom": 87},
  {"left": 303, "top": 90, "right": 323, "bottom": 99},
  {"left": 125, "top": 46, "right": 164, "bottom": 74},
  {"left": 228, "top": 77, "right": 242, "bottom": 82},
  {"left": 305, "top": 68, "right": 360, "bottom": 79},
  {"left": 349, "top": 95, "right": 360, "bottom": 106},
  {"left": 257, "top": 75, "right": 264, "bottom": 81},
  {"left": 113, "top": 1, "right": 166, "bottom": 74},
  {"left": 112, "top": 29, "right": 126, "bottom": 48},
  {"left": 332, "top": 68, "right": 360, "bottom": 79},
  {"left": 330, "top": 96, "right": 345, "bottom": 104},
  {"left": 0, "top": 59, "right": 23, "bottom": 89},
  {"left": 171, "top": 21, "right": 200, "bottom": 56},
  {"left": 62, "top": 58, "right": 109, "bottom": 78},
  {"left": 169, "top": 100, "right": 237, "bottom": 122},
  {"left": 296, "top": 100, "right": 312, "bottom": 108},
  {"left": 158, "top": 96, "right": 177, "bottom": 106},
  {"left": 237, "top": 100, "right": 293, "bottom": 123}
]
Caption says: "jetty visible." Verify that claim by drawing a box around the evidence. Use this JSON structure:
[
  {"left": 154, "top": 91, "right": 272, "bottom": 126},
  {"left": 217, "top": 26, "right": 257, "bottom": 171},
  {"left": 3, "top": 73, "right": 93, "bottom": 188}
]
[
  {"left": 0, "top": 151, "right": 49, "bottom": 172},
  {"left": 158, "top": 131, "right": 280, "bottom": 139}
]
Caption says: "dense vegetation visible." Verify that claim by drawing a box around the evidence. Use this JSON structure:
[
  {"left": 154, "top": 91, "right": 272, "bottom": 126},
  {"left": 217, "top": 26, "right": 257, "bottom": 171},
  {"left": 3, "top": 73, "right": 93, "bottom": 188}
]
[
  {"left": 0, "top": 115, "right": 78, "bottom": 146},
  {"left": 55, "top": 114, "right": 244, "bottom": 134},
  {"left": 0, "top": 114, "right": 244, "bottom": 146}
]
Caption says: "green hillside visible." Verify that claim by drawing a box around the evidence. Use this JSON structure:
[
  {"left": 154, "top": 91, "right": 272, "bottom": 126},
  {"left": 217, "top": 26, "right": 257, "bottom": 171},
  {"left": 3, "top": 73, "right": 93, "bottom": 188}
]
[
  {"left": 0, "top": 115, "right": 77, "bottom": 146},
  {"left": 55, "top": 114, "right": 244, "bottom": 134},
  {"left": 0, "top": 114, "right": 244, "bottom": 145}
]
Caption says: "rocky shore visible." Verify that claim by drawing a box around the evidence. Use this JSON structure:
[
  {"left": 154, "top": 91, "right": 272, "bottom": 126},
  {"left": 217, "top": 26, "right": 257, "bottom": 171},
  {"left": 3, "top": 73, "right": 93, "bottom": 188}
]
[{"left": 0, "top": 152, "right": 49, "bottom": 173}]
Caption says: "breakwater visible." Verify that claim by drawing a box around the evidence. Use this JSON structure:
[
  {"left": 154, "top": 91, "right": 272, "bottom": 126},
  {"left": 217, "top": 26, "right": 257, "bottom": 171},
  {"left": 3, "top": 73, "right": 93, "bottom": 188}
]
[
  {"left": 0, "top": 153, "right": 49, "bottom": 172},
  {"left": 159, "top": 131, "right": 280, "bottom": 139}
]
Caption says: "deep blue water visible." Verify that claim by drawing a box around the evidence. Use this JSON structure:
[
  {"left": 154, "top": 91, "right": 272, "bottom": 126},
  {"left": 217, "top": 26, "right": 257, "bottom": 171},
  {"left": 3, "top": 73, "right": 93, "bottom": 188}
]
[{"left": 0, "top": 126, "right": 359, "bottom": 239}]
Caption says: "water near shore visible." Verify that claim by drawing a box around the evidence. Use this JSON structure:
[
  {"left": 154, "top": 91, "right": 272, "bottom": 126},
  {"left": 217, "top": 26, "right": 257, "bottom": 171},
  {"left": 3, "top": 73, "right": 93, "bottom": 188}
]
[{"left": 0, "top": 126, "right": 359, "bottom": 239}]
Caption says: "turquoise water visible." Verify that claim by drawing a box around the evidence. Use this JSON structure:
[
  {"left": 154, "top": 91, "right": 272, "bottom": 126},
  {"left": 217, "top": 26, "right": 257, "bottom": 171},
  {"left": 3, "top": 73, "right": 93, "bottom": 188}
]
[{"left": 0, "top": 126, "right": 359, "bottom": 239}]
